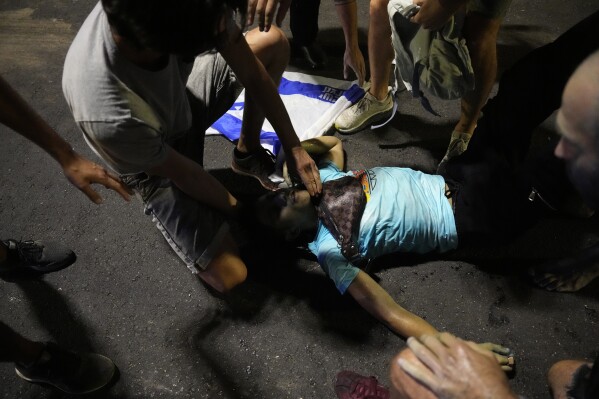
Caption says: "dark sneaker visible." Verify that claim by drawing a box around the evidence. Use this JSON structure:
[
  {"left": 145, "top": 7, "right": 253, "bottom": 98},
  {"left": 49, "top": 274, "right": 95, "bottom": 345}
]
[
  {"left": 15, "top": 342, "right": 116, "bottom": 395},
  {"left": 231, "top": 147, "right": 278, "bottom": 190},
  {"left": 334, "top": 370, "right": 390, "bottom": 399},
  {"left": 0, "top": 239, "right": 76, "bottom": 275}
]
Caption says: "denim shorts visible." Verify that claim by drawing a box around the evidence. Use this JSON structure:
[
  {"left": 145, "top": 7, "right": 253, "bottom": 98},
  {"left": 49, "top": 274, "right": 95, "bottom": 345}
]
[{"left": 123, "top": 52, "right": 242, "bottom": 273}]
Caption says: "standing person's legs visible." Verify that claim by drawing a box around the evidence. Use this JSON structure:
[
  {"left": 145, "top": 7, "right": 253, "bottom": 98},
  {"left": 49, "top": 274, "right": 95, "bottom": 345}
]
[
  {"left": 290, "top": 0, "right": 320, "bottom": 46},
  {"left": 290, "top": 0, "right": 325, "bottom": 69},
  {"left": 368, "top": 0, "right": 394, "bottom": 102},
  {"left": 1, "top": 321, "right": 116, "bottom": 394},
  {"left": 334, "top": 0, "right": 394, "bottom": 133},
  {"left": 0, "top": 322, "right": 44, "bottom": 365}
]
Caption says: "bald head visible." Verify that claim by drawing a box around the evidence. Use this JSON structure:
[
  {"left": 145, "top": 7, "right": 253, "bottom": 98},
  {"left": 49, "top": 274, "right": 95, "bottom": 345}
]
[
  {"left": 561, "top": 51, "right": 599, "bottom": 143},
  {"left": 555, "top": 50, "right": 599, "bottom": 208}
]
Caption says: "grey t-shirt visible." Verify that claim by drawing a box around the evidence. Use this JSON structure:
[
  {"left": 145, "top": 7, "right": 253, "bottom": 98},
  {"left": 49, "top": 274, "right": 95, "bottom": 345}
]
[{"left": 62, "top": 3, "right": 194, "bottom": 174}]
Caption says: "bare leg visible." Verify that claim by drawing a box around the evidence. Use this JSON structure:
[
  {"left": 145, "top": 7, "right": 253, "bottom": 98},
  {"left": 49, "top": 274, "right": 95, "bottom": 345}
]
[
  {"left": 455, "top": 13, "right": 502, "bottom": 136},
  {"left": 236, "top": 26, "right": 290, "bottom": 154},
  {"left": 368, "top": 0, "right": 394, "bottom": 101},
  {"left": 197, "top": 233, "right": 248, "bottom": 294},
  {"left": 0, "top": 322, "right": 44, "bottom": 365}
]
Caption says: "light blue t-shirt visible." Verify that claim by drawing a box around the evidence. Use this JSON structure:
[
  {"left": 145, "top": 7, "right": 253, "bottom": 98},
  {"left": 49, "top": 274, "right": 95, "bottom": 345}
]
[{"left": 308, "top": 162, "right": 458, "bottom": 294}]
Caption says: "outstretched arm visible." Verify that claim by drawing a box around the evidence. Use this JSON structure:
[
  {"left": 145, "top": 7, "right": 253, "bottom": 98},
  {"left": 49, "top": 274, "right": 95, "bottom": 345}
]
[
  {"left": 347, "top": 270, "right": 439, "bottom": 338},
  {"left": 0, "top": 75, "right": 131, "bottom": 204},
  {"left": 347, "top": 271, "right": 514, "bottom": 370}
]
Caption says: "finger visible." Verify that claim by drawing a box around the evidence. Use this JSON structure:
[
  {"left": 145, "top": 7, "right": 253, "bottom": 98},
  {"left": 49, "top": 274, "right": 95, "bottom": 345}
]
[
  {"left": 303, "top": 174, "right": 317, "bottom": 196},
  {"left": 247, "top": 0, "right": 257, "bottom": 25},
  {"left": 359, "top": 62, "right": 366, "bottom": 86},
  {"left": 256, "top": 0, "right": 266, "bottom": 31},
  {"left": 263, "top": 0, "right": 279, "bottom": 31},
  {"left": 105, "top": 170, "right": 134, "bottom": 195},
  {"left": 476, "top": 343, "right": 512, "bottom": 369},
  {"left": 420, "top": 334, "right": 452, "bottom": 362},
  {"left": 102, "top": 177, "right": 132, "bottom": 202},
  {"left": 397, "top": 353, "right": 439, "bottom": 390},
  {"left": 478, "top": 342, "right": 512, "bottom": 357},
  {"left": 276, "top": 0, "right": 290, "bottom": 26},
  {"left": 343, "top": 63, "right": 350, "bottom": 80},
  {"left": 406, "top": 336, "right": 444, "bottom": 375},
  {"left": 436, "top": 332, "right": 459, "bottom": 348},
  {"left": 310, "top": 163, "right": 322, "bottom": 195},
  {"left": 80, "top": 185, "right": 103, "bottom": 204}
]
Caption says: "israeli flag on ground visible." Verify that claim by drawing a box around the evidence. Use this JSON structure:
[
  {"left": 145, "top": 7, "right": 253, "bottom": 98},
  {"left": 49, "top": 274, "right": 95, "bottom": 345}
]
[{"left": 207, "top": 72, "right": 364, "bottom": 154}]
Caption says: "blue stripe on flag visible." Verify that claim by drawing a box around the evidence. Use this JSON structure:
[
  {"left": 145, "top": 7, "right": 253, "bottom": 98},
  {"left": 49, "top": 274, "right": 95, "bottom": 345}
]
[
  {"left": 211, "top": 113, "right": 280, "bottom": 152},
  {"left": 278, "top": 78, "right": 347, "bottom": 104}
]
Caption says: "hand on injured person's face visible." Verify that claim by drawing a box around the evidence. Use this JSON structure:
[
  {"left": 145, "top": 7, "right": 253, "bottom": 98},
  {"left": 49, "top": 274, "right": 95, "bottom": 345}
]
[
  {"left": 286, "top": 146, "right": 322, "bottom": 196},
  {"left": 256, "top": 188, "right": 316, "bottom": 240}
]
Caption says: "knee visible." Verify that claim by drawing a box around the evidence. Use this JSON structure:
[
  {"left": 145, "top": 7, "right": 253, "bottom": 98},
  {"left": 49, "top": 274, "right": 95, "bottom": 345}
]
[
  {"left": 203, "top": 257, "right": 247, "bottom": 294},
  {"left": 389, "top": 349, "right": 437, "bottom": 399},
  {"left": 370, "top": 0, "right": 389, "bottom": 13},
  {"left": 252, "top": 25, "right": 290, "bottom": 61},
  {"left": 199, "top": 236, "right": 248, "bottom": 294},
  {"left": 219, "top": 264, "right": 247, "bottom": 293}
]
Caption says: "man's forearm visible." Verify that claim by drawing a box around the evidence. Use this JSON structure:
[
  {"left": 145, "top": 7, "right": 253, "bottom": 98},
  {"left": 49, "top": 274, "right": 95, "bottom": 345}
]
[
  {"left": 0, "top": 75, "right": 76, "bottom": 167},
  {"left": 220, "top": 33, "right": 301, "bottom": 153},
  {"left": 175, "top": 167, "right": 239, "bottom": 216}
]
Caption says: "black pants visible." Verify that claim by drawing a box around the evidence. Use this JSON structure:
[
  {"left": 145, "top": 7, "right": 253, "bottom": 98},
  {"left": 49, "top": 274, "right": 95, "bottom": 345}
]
[
  {"left": 441, "top": 11, "right": 599, "bottom": 246},
  {"left": 290, "top": 0, "right": 321, "bottom": 46}
]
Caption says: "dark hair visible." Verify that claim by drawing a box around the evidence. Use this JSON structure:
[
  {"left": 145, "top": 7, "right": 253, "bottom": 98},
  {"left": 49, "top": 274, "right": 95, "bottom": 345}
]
[{"left": 101, "top": 0, "right": 247, "bottom": 55}]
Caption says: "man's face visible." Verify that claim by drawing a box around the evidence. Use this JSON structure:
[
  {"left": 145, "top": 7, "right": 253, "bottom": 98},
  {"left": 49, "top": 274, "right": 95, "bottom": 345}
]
[
  {"left": 256, "top": 188, "right": 315, "bottom": 236},
  {"left": 555, "top": 75, "right": 599, "bottom": 208}
]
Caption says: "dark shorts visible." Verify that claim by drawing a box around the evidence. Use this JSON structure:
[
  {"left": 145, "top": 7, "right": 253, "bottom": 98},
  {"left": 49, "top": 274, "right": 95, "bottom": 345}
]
[{"left": 124, "top": 53, "right": 242, "bottom": 273}]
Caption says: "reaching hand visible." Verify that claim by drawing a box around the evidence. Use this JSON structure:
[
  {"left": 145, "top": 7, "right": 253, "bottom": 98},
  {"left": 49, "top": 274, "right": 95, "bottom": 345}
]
[
  {"left": 343, "top": 45, "right": 366, "bottom": 86},
  {"left": 62, "top": 152, "right": 132, "bottom": 204},
  {"left": 246, "top": 0, "right": 291, "bottom": 32},
  {"left": 394, "top": 333, "right": 518, "bottom": 399},
  {"left": 287, "top": 146, "right": 322, "bottom": 196},
  {"left": 411, "top": 0, "right": 464, "bottom": 31}
]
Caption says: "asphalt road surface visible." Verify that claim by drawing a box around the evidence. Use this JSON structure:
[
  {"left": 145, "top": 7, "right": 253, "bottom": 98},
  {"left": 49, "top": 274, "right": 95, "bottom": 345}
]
[{"left": 1, "top": 0, "right": 598, "bottom": 398}]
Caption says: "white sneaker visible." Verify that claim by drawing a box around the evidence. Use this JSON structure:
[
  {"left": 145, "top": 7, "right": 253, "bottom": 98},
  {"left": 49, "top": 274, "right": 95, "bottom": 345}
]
[{"left": 335, "top": 91, "right": 394, "bottom": 134}]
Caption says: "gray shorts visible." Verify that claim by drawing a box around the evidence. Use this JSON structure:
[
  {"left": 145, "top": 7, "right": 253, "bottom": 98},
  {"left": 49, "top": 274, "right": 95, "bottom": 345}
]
[
  {"left": 467, "top": 0, "right": 512, "bottom": 19},
  {"left": 124, "top": 52, "right": 242, "bottom": 274}
]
